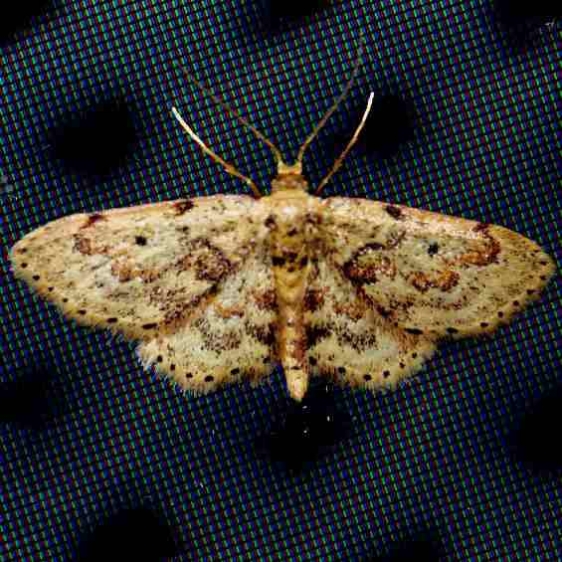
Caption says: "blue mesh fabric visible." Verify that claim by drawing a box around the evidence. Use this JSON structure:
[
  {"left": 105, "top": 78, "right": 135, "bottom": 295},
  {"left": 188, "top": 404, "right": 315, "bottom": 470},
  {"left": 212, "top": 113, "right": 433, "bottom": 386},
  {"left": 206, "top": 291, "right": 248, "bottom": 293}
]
[{"left": 1, "top": 2, "right": 560, "bottom": 560}]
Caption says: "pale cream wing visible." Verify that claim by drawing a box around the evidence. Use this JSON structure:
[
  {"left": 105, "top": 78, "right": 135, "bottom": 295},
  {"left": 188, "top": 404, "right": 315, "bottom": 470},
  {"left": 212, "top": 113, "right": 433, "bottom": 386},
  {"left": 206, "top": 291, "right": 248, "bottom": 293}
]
[
  {"left": 10, "top": 196, "right": 266, "bottom": 340},
  {"left": 320, "top": 197, "right": 555, "bottom": 337},
  {"left": 138, "top": 250, "right": 278, "bottom": 394},
  {"left": 304, "top": 258, "right": 436, "bottom": 390}
]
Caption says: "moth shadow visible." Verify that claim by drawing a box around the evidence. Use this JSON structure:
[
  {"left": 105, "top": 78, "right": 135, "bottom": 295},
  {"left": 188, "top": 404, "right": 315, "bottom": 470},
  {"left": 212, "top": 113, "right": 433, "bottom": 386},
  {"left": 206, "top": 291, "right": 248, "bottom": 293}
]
[{"left": 255, "top": 379, "right": 352, "bottom": 473}]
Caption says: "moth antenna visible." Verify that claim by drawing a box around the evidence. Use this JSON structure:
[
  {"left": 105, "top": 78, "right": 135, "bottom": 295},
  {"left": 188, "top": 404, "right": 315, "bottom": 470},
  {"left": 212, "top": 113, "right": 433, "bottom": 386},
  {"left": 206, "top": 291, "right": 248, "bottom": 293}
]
[
  {"left": 314, "top": 92, "right": 374, "bottom": 195},
  {"left": 171, "top": 106, "right": 262, "bottom": 198},
  {"left": 180, "top": 68, "right": 285, "bottom": 165},
  {"left": 296, "top": 34, "right": 366, "bottom": 166}
]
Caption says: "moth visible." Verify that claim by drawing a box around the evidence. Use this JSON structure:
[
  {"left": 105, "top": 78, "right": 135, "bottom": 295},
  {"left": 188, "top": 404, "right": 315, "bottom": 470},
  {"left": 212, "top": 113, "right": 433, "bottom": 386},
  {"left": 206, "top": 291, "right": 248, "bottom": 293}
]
[{"left": 9, "top": 60, "right": 555, "bottom": 402}]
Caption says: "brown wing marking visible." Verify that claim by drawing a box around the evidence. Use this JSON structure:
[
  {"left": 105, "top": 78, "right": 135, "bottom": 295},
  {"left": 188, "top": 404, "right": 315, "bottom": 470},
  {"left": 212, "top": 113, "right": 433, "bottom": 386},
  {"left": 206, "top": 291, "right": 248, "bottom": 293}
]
[
  {"left": 10, "top": 196, "right": 265, "bottom": 340},
  {"left": 304, "top": 258, "right": 436, "bottom": 390},
  {"left": 137, "top": 250, "right": 278, "bottom": 393},
  {"left": 321, "top": 197, "right": 555, "bottom": 338}
]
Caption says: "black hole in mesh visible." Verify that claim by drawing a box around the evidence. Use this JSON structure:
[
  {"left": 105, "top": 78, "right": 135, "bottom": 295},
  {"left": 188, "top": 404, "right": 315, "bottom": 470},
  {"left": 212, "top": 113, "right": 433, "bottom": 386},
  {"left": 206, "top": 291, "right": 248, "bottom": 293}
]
[
  {"left": 271, "top": 0, "right": 331, "bottom": 17},
  {"left": 50, "top": 99, "right": 138, "bottom": 178},
  {"left": 0, "top": 0, "right": 53, "bottom": 45},
  {"left": 368, "top": 530, "right": 444, "bottom": 562},
  {"left": 322, "top": 94, "right": 415, "bottom": 174},
  {"left": 359, "top": 94, "right": 415, "bottom": 158},
  {"left": 494, "top": 0, "right": 557, "bottom": 28},
  {"left": 493, "top": 0, "right": 558, "bottom": 50},
  {"left": 510, "top": 385, "right": 562, "bottom": 474},
  {"left": 0, "top": 363, "right": 65, "bottom": 428},
  {"left": 76, "top": 507, "right": 177, "bottom": 561},
  {"left": 259, "top": 0, "right": 335, "bottom": 30}
]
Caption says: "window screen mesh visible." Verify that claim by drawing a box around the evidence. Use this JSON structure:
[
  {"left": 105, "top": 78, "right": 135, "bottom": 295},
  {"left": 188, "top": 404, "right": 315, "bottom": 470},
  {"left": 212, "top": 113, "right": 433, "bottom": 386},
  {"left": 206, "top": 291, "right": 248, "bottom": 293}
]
[{"left": 1, "top": 2, "right": 560, "bottom": 560}]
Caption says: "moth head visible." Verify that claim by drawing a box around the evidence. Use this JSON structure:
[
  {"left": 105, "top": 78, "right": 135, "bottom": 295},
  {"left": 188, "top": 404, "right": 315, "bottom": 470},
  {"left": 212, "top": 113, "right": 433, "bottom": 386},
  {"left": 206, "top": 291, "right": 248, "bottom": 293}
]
[
  {"left": 271, "top": 161, "right": 309, "bottom": 194},
  {"left": 172, "top": 37, "right": 371, "bottom": 197},
  {"left": 277, "top": 161, "right": 302, "bottom": 176}
]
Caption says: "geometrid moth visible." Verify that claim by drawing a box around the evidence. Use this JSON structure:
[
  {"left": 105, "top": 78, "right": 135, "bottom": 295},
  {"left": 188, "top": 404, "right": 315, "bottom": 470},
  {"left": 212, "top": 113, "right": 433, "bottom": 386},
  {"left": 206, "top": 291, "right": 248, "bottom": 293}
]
[{"left": 10, "top": 59, "right": 555, "bottom": 401}]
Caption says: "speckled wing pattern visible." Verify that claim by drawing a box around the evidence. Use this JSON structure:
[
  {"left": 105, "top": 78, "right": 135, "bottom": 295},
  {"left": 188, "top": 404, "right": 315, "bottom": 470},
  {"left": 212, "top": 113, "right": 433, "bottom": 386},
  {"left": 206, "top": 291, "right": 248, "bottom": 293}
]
[
  {"left": 304, "top": 256, "right": 437, "bottom": 390},
  {"left": 306, "top": 196, "right": 555, "bottom": 388},
  {"left": 9, "top": 189, "right": 555, "bottom": 398},
  {"left": 137, "top": 249, "right": 277, "bottom": 392},
  {"left": 10, "top": 196, "right": 277, "bottom": 393}
]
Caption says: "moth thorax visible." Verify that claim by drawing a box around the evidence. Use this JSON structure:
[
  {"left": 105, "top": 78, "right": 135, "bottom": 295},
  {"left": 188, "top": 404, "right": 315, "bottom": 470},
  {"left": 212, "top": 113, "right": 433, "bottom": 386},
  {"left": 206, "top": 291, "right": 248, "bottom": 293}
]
[{"left": 271, "top": 174, "right": 309, "bottom": 194}]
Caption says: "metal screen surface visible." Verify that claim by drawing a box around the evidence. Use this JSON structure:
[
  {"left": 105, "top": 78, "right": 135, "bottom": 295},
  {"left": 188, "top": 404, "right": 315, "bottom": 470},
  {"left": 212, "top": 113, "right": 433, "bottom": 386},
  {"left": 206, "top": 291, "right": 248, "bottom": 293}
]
[{"left": 1, "top": 2, "right": 560, "bottom": 560}]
